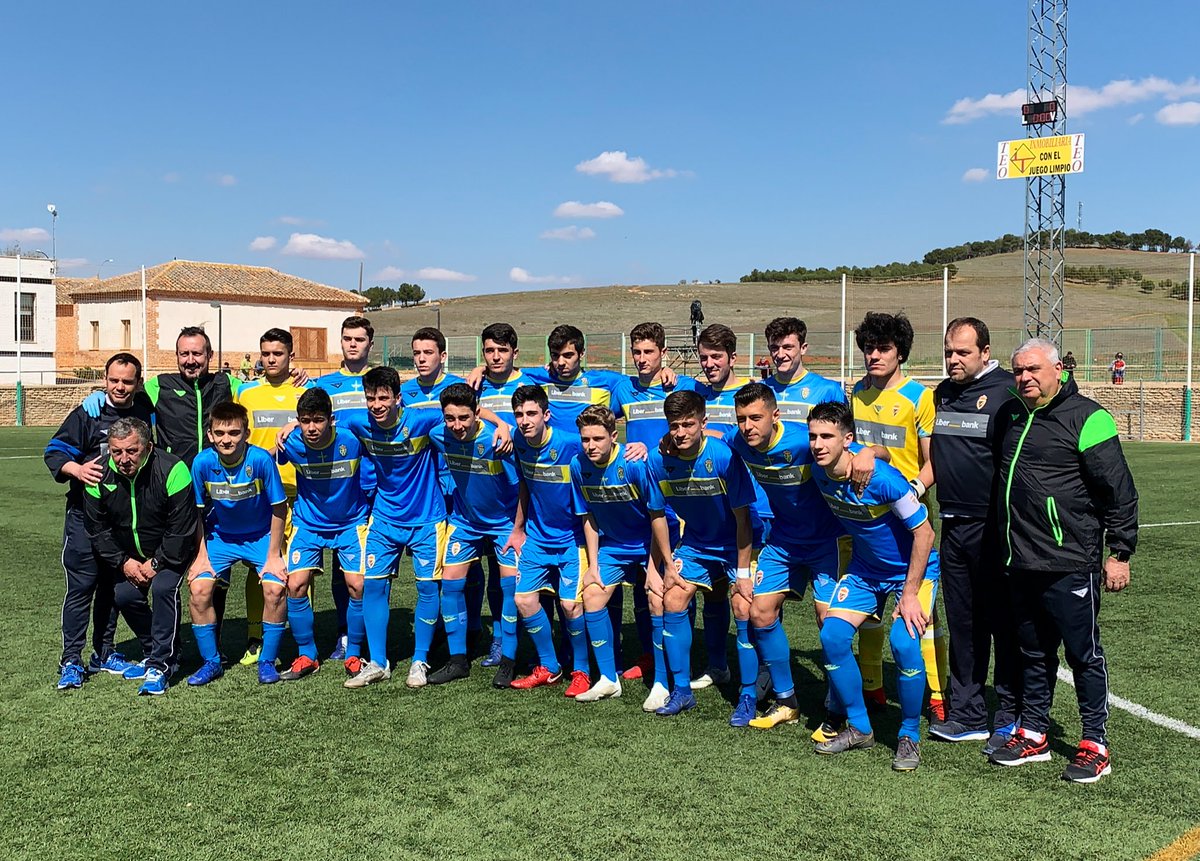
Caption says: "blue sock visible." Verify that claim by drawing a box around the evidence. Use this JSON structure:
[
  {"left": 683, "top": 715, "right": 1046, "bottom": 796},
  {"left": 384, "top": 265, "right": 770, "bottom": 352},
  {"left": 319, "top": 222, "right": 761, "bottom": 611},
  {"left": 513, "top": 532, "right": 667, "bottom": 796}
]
[
  {"left": 500, "top": 576, "right": 518, "bottom": 659},
  {"left": 487, "top": 565, "right": 503, "bottom": 642},
  {"left": 441, "top": 577, "right": 467, "bottom": 655},
  {"left": 363, "top": 578, "right": 391, "bottom": 667},
  {"left": 331, "top": 565, "right": 350, "bottom": 636},
  {"left": 261, "top": 621, "right": 286, "bottom": 664},
  {"left": 651, "top": 613, "right": 667, "bottom": 687},
  {"left": 193, "top": 622, "right": 219, "bottom": 663},
  {"left": 286, "top": 596, "right": 317, "bottom": 660},
  {"left": 565, "top": 613, "right": 588, "bottom": 674},
  {"left": 663, "top": 609, "right": 693, "bottom": 690},
  {"left": 413, "top": 580, "right": 440, "bottom": 663},
  {"left": 465, "top": 561, "right": 484, "bottom": 635},
  {"left": 820, "top": 617, "right": 871, "bottom": 735},
  {"left": 633, "top": 585, "right": 652, "bottom": 655},
  {"left": 523, "top": 608, "right": 561, "bottom": 673},
  {"left": 584, "top": 608, "right": 618, "bottom": 682},
  {"left": 346, "top": 597, "right": 365, "bottom": 659},
  {"left": 735, "top": 617, "right": 758, "bottom": 697},
  {"left": 891, "top": 618, "right": 926, "bottom": 741},
  {"left": 702, "top": 597, "right": 730, "bottom": 672},
  {"left": 755, "top": 618, "right": 794, "bottom": 699},
  {"left": 607, "top": 585, "right": 625, "bottom": 673},
  {"left": 547, "top": 596, "right": 571, "bottom": 666}
]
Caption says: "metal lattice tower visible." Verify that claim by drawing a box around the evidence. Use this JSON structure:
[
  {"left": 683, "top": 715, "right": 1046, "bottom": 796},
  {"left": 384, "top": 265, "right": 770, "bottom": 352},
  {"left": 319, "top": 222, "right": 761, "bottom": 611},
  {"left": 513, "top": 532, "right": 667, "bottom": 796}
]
[{"left": 1023, "top": 0, "right": 1068, "bottom": 344}]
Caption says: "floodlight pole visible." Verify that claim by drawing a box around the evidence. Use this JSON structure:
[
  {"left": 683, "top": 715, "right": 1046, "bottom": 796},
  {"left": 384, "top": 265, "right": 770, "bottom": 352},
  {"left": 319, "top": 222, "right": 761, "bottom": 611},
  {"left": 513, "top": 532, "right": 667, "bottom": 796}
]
[
  {"left": 839, "top": 273, "right": 847, "bottom": 385},
  {"left": 1186, "top": 252, "right": 1195, "bottom": 441}
]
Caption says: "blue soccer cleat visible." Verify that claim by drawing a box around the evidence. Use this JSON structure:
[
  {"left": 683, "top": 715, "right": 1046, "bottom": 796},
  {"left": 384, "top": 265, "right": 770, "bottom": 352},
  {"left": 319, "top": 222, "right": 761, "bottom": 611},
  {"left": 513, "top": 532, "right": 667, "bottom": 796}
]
[
  {"left": 729, "top": 693, "right": 757, "bottom": 727},
  {"left": 57, "top": 663, "right": 85, "bottom": 691},
  {"left": 122, "top": 661, "right": 150, "bottom": 681},
  {"left": 257, "top": 661, "right": 281, "bottom": 685},
  {"left": 138, "top": 668, "right": 169, "bottom": 696},
  {"left": 328, "top": 634, "right": 348, "bottom": 662},
  {"left": 480, "top": 640, "right": 503, "bottom": 668},
  {"left": 88, "top": 651, "right": 139, "bottom": 676},
  {"left": 186, "top": 659, "right": 225, "bottom": 687},
  {"left": 655, "top": 687, "right": 698, "bottom": 717}
]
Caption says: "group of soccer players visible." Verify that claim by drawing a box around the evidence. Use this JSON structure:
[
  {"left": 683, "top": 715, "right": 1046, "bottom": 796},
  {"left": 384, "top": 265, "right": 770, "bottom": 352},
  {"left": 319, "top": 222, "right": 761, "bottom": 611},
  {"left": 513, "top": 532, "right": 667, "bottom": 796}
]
[{"left": 54, "top": 311, "right": 959, "bottom": 773}]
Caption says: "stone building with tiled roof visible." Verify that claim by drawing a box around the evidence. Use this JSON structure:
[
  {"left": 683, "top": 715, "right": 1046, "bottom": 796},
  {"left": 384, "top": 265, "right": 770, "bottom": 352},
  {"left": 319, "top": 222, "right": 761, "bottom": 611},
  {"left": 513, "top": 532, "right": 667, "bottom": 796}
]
[{"left": 57, "top": 260, "right": 365, "bottom": 375}]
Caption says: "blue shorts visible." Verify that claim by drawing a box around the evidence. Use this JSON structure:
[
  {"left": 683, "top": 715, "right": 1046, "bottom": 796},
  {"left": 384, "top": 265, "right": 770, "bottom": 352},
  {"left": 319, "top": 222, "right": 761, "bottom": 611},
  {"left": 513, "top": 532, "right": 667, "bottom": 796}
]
[
  {"left": 595, "top": 546, "right": 647, "bottom": 590},
  {"left": 365, "top": 519, "right": 445, "bottom": 581},
  {"left": 827, "top": 571, "right": 939, "bottom": 621},
  {"left": 517, "top": 542, "right": 586, "bottom": 600},
  {"left": 674, "top": 545, "right": 736, "bottom": 593},
  {"left": 195, "top": 531, "right": 284, "bottom": 586},
  {"left": 287, "top": 521, "right": 369, "bottom": 576},
  {"left": 442, "top": 519, "right": 517, "bottom": 569},
  {"left": 754, "top": 537, "right": 846, "bottom": 605}
]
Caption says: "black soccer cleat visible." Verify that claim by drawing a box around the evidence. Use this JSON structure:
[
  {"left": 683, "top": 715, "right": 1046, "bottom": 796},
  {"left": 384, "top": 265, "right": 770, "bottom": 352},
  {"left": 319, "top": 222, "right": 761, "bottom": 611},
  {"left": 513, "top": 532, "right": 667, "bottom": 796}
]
[
  {"left": 492, "top": 657, "right": 517, "bottom": 689},
  {"left": 427, "top": 655, "right": 471, "bottom": 685}
]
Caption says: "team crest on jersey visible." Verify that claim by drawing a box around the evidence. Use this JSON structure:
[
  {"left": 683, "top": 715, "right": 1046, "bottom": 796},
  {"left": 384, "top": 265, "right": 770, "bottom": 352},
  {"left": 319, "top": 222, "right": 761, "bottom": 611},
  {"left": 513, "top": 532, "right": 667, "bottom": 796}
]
[
  {"left": 873, "top": 404, "right": 882, "bottom": 414},
  {"left": 617, "top": 466, "right": 625, "bottom": 481},
  {"left": 782, "top": 449, "right": 793, "bottom": 463},
  {"left": 476, "top": 442, "right": 486, "bottom": 457},
  {"left": 976, "top": 394, "right": 988, "bottom": 410},
  {"left": 245, "top": 465, "right": 253, "bottom": 478},
  {"left": 892, "top": 405, "right": 900, "bottom": 417},
  {"left": 366, "top": 554, "right": 375, "bottom": 568},
  {"left": 837, "top": 586, "right": 849, "bottom": 602},
  {"left": 549, "top": 448, "right": 558, "bottom": 461},
  {"left": 291, "top": 550, "right": 301, "bottom": 565},
  {"left": 402, "top": 426, "right": 411, "bottom": 439},
  {"left": 704, "top": 458, "right": 713, "bottom": 474},
  {"left": 339, "top": 444, "right": 348, "bottom": 457},
  {"left": 801, "top": 387, "right": 810, "bottom": 399}
]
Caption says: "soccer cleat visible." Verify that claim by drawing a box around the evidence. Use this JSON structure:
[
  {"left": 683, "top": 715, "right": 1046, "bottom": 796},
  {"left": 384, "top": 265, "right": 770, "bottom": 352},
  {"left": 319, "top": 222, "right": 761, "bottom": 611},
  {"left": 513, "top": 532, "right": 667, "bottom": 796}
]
[
  {"left": 928, "top": 696, "right": 947, "bottom": 723},
  {"left": 492, "top": 657, "right": 517, "bottom": 689},
  {"left": 1061, "top": 740, "right": 1112, "bottom": 784},
  {"left": 406, "top": 660, "right": 430, "bottom": 688},
  {"left": 257, "top": 661, "right": 281, "bottom": 684},
  {"left": 989, "top": 729, "right": 1052, "bottom": 767},
  {"left": 427, "top": 656, "right": 471, "bottom": 685},
  {"left": 88, "top": 651, "right": 138, "bottom": 676},
  {"left": 328, "top": 634, "right": 348, "bottom": 662},
  {"left": 239, "top": 639, "right": 263, "bottom": 667},
  {"left": 138, "top": 668, "right": 169, "bottom": 696},
  {"left": 814, "top": 725, "right": 876, "bottom": 755},
  {"left": 621, "top": 653, "right": 653, "bottom": 681},
  {"left": 57, "top": 663, "right": 85, "bottom": 691},
  {"left": 480, "top": 640, "right": 503, "bottom": 668},
  {"left": 864, "top": 687, "right": 887, "bottom": 712},
  {"left": 122, "top": 661, "right": 150, "bottom": 681},
  {"left": 729, "top": 693, "right": 758, "bottom": 728},
  {"left": 186, "top": 659, "right": 225, "bottom": 687},
  {"left": 576, "top": 676, "right": 622, "bottom": 703},
  {"left": 344, "top": 660, "right": 392, "bottom": 689},
  {"left": 811, "top": 714, "right": 847, "bottom": 744},
  {"left": 642, "top": 682, "right": 670, "bottom": 712},
  {"left": 892, "top": 737, "right": 921, "bottom": 772},
  {"left": 344, "top": 656, "right": 363, "bottom": 677},
  {"left": 511, "top": 665, "right": 563, "bottom": 690},
  {"left": 691, "top": 666, "right": 732, "bottom": 690},
  {"left": 655, "top": 687, "right": 697, "bottom": 716},
  {"left": 564, "top": 671, "right": 592, "bottom": 698},
  {"left": 750, "top": 703, "right": 800, "bottom": 730},
  {"left": 280, "top": 655, "right": 320, "bottom": 681},
  {"left": 929, "top": 720, "right": 991, "bottom": 743},
  {"left": 983, "top": 721, "right": 1020, "bottom": 756}
]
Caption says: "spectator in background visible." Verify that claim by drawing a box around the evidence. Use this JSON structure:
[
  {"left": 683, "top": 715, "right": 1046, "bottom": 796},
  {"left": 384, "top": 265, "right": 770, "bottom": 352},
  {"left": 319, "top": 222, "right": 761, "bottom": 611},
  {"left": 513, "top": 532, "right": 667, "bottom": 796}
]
[
  {"left": 222, "top": 362, "right": 232, "bottom": 375},
  {"left": 1109, "top": 352, "right": 1126, "bottom": 385},
  {"left": 755, "top": 356, "right": 771, "bottom": 380},
  {"left": 1063, "top": 351, "right": 1077, "bottom": 376},
  {"left": 240, "top": 353, "right": 253, "bottom": 381},
  {"left": 254, "top": 356, "right": 265, "bottom": 377}
]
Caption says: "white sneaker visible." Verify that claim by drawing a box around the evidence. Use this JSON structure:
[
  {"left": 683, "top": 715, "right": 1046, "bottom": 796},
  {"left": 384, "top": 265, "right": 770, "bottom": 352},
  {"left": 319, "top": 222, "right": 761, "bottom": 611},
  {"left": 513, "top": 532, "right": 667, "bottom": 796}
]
[
  {"left": 406, "top": 660, "right": 430, "bottom": 688},
  {"left": 575, "top": 676, "right": 622, "bottom": 702},
  {"left": 344, "top": 660, "right": 391, "bottom": 689},
  {"left": 691, "top": 667, "right": 731, "bottom": 690},
  {"left": 642, "top": 682, "right": 670, "bottom": 712}
]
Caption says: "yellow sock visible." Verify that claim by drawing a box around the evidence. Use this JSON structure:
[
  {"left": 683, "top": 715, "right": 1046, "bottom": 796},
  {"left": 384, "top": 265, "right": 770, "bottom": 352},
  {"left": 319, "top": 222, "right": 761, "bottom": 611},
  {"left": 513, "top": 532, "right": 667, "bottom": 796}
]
[
  {"left": 857, "top": 619, "right": 886, "bottom": 691},
  {"left": 921, "top": 620, "right": 950, "bottom": 702},
  {"left": 245, "top": 566, "right": 264, "bottom": 641}
]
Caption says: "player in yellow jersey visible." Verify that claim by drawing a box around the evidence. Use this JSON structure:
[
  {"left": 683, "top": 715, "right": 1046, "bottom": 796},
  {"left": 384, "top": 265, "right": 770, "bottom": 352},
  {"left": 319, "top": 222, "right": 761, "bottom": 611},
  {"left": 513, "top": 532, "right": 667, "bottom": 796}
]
[{"left": 850, "top": 312, "right": 948, "bottom": 721}]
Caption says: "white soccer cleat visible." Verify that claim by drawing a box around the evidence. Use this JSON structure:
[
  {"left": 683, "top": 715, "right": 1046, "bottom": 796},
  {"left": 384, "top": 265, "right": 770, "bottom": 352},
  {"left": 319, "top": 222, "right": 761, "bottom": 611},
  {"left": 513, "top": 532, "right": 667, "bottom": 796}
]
[
  {"left": 406, "top": 660, "right": 430, "bottom": 688},
  {"left": 642, "top": 682, "right": 670, "bottom": 712},
  {"left": 344, "top": 660, "right": 392, "bottom": 689},
  {"left": 691, "top": 667, "right": 730, "bottom": 690},
  {"left": 575, "top": 676, "right": 622, "bottom": 702}
]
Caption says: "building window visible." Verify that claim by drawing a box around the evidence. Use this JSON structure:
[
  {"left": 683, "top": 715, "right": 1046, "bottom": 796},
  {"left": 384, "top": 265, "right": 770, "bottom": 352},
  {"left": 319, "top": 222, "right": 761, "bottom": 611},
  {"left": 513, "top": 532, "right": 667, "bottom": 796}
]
[
  {"left": 91, "top": 321, "right": 100, "bottom": 350},
  {"left": 290, "top": 326, "right": 327, "bottom": 362},
  {"left": 122, "top": 319, "right": 132, "bottom": 350},
  {"left": 14, "top": 292, "right": 35, "bottom": 343}
]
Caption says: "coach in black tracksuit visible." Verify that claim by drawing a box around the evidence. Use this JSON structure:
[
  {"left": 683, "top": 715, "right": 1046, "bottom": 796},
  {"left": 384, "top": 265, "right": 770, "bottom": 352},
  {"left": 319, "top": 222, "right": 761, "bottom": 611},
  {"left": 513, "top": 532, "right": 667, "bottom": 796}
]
[
  {"left": 929, "top": 318, "right": 1020, "bottom": 747},
  {"left": 990, "top": 339, "right": 1137, "bottom": 782}
]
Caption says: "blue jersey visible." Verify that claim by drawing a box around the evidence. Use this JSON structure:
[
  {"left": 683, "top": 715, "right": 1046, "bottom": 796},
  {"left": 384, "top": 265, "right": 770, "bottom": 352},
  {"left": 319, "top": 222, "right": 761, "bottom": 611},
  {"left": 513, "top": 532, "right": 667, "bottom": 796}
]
[
  {"left": 401, "top": 372, "right": 466, "bottom": 497},
  {"left": 521, "top": 367, "right": 623, "bottom": 437},
  {"left": 191, "top": 444, "right": 286, "bottom": 538},
  {"left": 647, "top": 437, "right": 756, "bottom": 559},
  {"left": 763, "top": 369, "right": 847, "bottom": 425},
  {"left": 724, "top": 423, "right": 844, "bottom": 546},
  {"left": 279, "top": 427, "right": 369, "bottom": 531},
  {"left": 571, "top": 444, "right": 665, "bottom": 556},
  {"left": 695, "top": 375, "right": 755, "bottom": 434},
  {"left": 430, "top": 418, "right": 519, "bottom": 531},
  {"left": 611, "top": 373, "right": 699, "bottom": 449},
  {"left": 344, "top": 409, "right": 445, "bottom": 527},
  {"left": 478, "top": 370, "right": 532, "bottom": 426},
  {"left": 513, "top": 428, "right": 584, "bottom": 546},
  {"left": 810, "top": 443, "right": 929, "bottom": 582},
  {"left": 314, "top": 369, "right": 368, "bottom": 426}
]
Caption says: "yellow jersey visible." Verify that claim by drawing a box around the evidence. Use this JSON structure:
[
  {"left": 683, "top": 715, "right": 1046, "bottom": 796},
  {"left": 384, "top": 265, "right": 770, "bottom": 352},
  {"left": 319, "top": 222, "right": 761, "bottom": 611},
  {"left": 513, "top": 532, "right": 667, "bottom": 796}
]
[
  {"left": 236, "top": 377, "right": 309, "bottom": 494},
  {"left": 850, "top": 376, "right": 934, "bottom": 482}
]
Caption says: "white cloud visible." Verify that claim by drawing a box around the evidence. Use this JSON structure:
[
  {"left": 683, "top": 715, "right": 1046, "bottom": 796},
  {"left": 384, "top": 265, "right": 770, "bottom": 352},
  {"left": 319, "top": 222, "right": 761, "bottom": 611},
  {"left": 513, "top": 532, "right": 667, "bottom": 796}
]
[
  {"left": 55, "top": 257, "right": 90, "bottom": 272},
  {"left": 0, "top": 227, "right": 51, "bottom": 244},
  {"left": 162, "top": 171, "right": 181, "bottom": 183},
  {"left": 1156, "top": 101, "right": 1200, "bottom": 126},
  {"left": 509, "top": 267, "right": 572, "bottom": 285},
  {"left": 540, "top": 225, "right": 597, "bottom": 241},
  {"left": 217, "top": 174, "right": 237, "bottom": 187},
  {"left": 961, "top": 167, "right": 989, "bottom": 183},
  {"left": 414, "top": 267, "right": 476, "bottom": 282},
  {"left": 248, "top": 236, "right": 277, "bottom": 251},
  {"left": 553, "top": 200, "right": 624, "bottom": 219},
  {"left": 1127, "top": 112, "right": 1145, "bottom": 125},
  {"left": 281, "top": 232, "right": 364, "bottom": 260},
  {"left": 372, "top": 266, "right": 407, "bottom": 281},
  {"left": 943, "top": 76, "right": 1200, "bottom": 123},
  {"left": 575, "top": 150, "right": 680, "bottom": 183}
]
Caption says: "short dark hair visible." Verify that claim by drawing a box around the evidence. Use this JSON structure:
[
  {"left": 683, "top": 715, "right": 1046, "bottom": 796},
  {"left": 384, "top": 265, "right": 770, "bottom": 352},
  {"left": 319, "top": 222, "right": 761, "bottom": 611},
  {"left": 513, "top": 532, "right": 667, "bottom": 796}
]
[
  {"left": 363, "top": 366, "right": 401, "bottom": 395},
  {"left": 698, "top": 324, "right": 737, "bottom": 356},
  {"left": 946, "top": 316, "right": 990, "bottom": 350},
  {"left": 765, "top": 317, "right": 807, "bottom": 345},
  {"left": 481, "top": 322, "right": 518, "bottom": 349},
  {"left": 261, "top": 327, "right": 294, "bottom": 352},
  {"left": 440, "top": 382, "right": 478, "bottom": 411},
  {"left": 733, "top": 382, "right": 776, "bottom": 410},
  {"left": 341, "top": 315, "right": 374, "bottom": 340},
  {"left": 105, "top": 352, "right": 143, "bottom": 378},
  {"left": 177, "top": 326, "right": 212, "bottom": 353},
  {"left": 209, "top": 401, "right": 249, "bottom": 428},
  {"left": 629, "top": 322, "right": 665, "bottom": 349},
  {"left": 854, "top": 312, "right": 914, "bottom": 364},
  {"left": 512, "top": 384, "right": 549, "bottom": 413},
  {"left": 296, "top": 387, "right": 332, "bottom": 418},
  {"left": 412, "top": 326, "right": 446, "bottom": 353},
  {"left": 663, "top": 390, "right": 706, "bottom": 422},
  {"left": 547, "top": 324, "right": 585, "bottom": 355},
  {"left": 576, "top": 404, "right": 617, "bottom": 434},
  {"left": 808, "top": 401, "right": 854, "bottom": 436}
]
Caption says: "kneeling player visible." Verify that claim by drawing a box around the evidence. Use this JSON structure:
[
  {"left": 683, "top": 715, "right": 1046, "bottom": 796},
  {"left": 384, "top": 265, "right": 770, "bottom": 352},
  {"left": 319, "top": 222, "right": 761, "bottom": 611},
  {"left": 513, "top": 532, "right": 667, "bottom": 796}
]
[
  {"left": 808, "top": 401, "right": 939, "bottom": 772},
  {"left": 187, "top": 403, "right": 289, "bottom": 685},
  {"left": 278, "top": 388, "right": 370, "bottom": 682}
]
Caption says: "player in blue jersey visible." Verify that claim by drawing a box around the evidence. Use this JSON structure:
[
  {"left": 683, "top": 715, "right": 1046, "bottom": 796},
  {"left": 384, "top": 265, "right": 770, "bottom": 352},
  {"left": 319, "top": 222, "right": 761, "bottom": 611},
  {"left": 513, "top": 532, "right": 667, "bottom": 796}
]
[
  {"left": 694, "top": 324, "right": 755, "bottom": 433},
  {"left": 186, "top": 402, "right": 289, "bottom": 685},
  {"left": 341, "top": 366, "right": 446, "bottom": 688},
  {"left": 570, "top": 406, "right": 676, "bottom": 705},
  {"left": 426, "top": 383, "right": 522, "bottom": 686},
  {"left": 650, "top": 391, "right": 759, "bottom": 721},
  {"left": 277, "top": 388, "right": 371, "bottom": 682},
  {"left": 762, "top": 316, "right": 847, "bottom": 424},
  {"left": 519, "top": 324, "right": 624, "bottom": 436},
  {"left": 808, "top": 401, "right": 939, "bottom": 772}
]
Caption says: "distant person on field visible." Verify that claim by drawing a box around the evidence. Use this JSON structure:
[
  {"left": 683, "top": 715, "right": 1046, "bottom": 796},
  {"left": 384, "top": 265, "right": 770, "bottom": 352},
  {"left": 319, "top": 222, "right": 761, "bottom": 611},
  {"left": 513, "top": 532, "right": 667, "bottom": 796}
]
[
  {"left": 222, "top": 362, "right": 232, "bottom": 375},
  {"left": 1109, "top": 353, "right": 1126, "bottom": 385},
  {"left": 755, "top": 356, "right": 771, "bottom": 380},
  {"left": 1063, "top": 351, "right": 1077, "bottom": 376},
  {"left": 240, "top": 353, "right": 253, "bottom": 381}
]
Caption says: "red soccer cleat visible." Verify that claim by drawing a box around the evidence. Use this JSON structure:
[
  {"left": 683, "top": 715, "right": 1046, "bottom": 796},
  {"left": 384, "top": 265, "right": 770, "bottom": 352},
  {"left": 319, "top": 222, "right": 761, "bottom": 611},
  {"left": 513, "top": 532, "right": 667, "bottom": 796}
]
[
  {"left": 928, "top": 696, "right": 947, "bottom": 723},
  {"left": 344, "top": 656, "right": 363, "bottom": 677},
  {"left": 280, "top": 655, "right": 320, "bottom": 681},
  {"left": 621, "top": 652, "right": 653, "bottom": 681},
  {"left": 564, "top": 670, "right": 592, "bottom": 698},
  {"left": 511, "top": 665, "right": 563, "bottom": 690},
  {"left": 864, "top": 687, "right": 887, "bottom": 712}
]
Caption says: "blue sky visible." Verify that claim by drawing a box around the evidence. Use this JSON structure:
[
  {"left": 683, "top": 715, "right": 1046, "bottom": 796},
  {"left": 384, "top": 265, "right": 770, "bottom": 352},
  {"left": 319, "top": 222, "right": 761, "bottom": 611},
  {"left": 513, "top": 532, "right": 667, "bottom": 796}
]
[{"left": 3, "top": 2, "right": 1197, "bottom": 298}]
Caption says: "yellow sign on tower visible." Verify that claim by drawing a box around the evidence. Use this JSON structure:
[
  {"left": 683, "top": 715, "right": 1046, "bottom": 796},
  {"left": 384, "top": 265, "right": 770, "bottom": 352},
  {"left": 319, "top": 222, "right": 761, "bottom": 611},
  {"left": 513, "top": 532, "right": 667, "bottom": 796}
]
[{"left": 995, "top": 134, "right": 1084, "bottom": 179}]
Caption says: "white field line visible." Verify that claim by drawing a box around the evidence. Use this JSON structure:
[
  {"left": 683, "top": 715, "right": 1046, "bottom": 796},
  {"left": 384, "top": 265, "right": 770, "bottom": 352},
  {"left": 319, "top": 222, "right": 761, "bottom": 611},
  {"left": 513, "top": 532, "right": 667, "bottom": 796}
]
[
  {"left": 1138, "top": 520, "right": 1200, "bottom": 529},
  {"left": 1056, "top": 667, "right": 1200, "bottom": 741},
  {"left": 0, "top": 455, "right": 42, "bottom": 460}
]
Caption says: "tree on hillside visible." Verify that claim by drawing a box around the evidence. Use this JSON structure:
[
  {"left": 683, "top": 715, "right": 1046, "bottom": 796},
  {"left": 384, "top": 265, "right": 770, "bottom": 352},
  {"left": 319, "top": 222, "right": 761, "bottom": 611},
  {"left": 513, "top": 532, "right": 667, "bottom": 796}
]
[{"left": 397, "top": 282, "right": 426, "bottom": 306}]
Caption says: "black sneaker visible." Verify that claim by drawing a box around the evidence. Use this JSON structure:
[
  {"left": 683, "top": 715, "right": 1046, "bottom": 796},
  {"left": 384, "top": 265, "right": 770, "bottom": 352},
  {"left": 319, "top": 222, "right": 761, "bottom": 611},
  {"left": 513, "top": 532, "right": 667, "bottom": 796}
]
[
  {"left": 892, "top": 737, "right": 921, "bottom": 771},
  {"left": 1062, "top": 740, "right": 1112, "bottom": 784},
  {"left": 427, "top": 655, "right": 471, "bottom": 685},
  {"left": 492, "top": 657, "right": 516, "bottom": 689},
  {"left": 929, "top": 719, "right": 990, "bottom": 743},
  {"left": 983, "top": 721, "right": 1019, "bottom": 756},
  {"left": 988, "top": 729, "right": 1051, "bottom": 767}
]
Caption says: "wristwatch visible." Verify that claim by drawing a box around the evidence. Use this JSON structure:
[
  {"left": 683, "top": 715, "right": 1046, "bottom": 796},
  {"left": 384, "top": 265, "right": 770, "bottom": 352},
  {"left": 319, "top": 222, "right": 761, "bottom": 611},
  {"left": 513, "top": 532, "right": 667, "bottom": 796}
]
[
  {"left": 150, "top": 557, "right": 161, "bottom": 571},
  {"left": 1109, "top": 550, "right": 1131, "bottom": 563}
]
